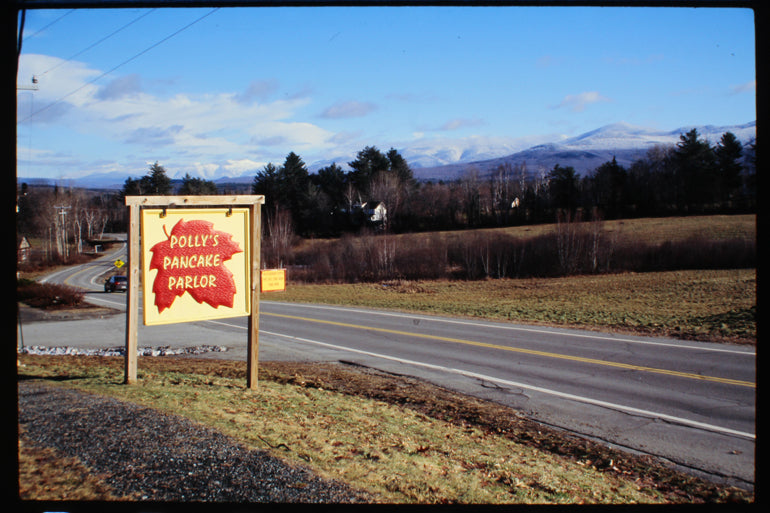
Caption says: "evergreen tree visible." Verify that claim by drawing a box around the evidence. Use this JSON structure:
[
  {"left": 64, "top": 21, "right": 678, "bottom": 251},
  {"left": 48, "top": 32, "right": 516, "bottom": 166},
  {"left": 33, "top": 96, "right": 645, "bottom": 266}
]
[
  {"left": 548, "top": 164, "right": 579, "bottom": 213},
  {"left": 253, "top": 153, "right": 319, "bottom": 235},
  {"left": 314, "top": 163, "right": 347, "bottom": 209},
  {"left": 121, "top": 162, "right": 172, "bottom": 197},
  {"left": 252, "top": 162, "right": 280, "bottom": 215},
  {"left": 179, "top": 173, "right": 218, "bottom": 195},
  {"left": 122, "top": 176, "right": 144, "bottom": 197},
  {"left": 278, "top": 152, "right": 315, "bottom": 229},
  {"left": 348, "top": 146, "right": 390, "bottom": 195},
  {"left": 147, "top": 162, "right": 172, "bottom": 195},
  {"left": 278, "top": 152, "right": 310, "bottom": 208},
  {"left": 387, "top": 147, "right": 415, "bottom": 187},
  {"left": 673, "top": 129, "right": 717, "bottom": 209},
  {"left": 589, "top": 157, "right": 627, "bottom": 218},
  {"left": 714, "top": 131, "right": 744, "bottom": 204}
]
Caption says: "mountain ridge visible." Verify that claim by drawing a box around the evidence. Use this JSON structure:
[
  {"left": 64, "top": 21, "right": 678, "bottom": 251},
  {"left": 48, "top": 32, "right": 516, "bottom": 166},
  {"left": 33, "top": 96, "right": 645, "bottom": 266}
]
[
  {"left": 21, "top": 121, "right": 755, "bottom": 189},
  {"left": 408, "top": 120, "right": 755, "bottom": 181}
]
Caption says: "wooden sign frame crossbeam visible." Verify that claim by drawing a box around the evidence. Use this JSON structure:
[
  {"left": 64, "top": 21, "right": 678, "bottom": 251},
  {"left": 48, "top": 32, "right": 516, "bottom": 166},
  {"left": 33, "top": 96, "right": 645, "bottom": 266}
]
[{"left": 124, "top": 195, "right": 264, "bottom": 389}]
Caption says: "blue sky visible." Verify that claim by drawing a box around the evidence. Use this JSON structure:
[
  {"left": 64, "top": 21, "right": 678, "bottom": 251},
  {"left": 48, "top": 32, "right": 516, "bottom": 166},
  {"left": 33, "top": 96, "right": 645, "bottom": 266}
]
[{"left": 16, "top": 5, "right": 756, "bottom": 181}]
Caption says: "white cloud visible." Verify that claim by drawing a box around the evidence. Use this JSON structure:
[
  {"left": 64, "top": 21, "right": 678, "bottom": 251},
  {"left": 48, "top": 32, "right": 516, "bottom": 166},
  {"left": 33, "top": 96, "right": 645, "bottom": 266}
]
[
  {"left": 125, "top": 125, "right": 183, "bottom": 146},
  {"left": 730, "top": 80, "right": 756, "bottom": 95},
  {"left": 234, "top": 79, "right": 279, "bottom": 104},
  {"left": 17, "top": 55, "right": 102, "bottom": 124},
  {"left": 223, "top": 158, "right": 265, "bottom": 177},
  {"left": 96, "top": 74, "right": 143, "bottom": 100},
  {"left": 438, "top": 118, "right": 484, "bottom": 131},
  {"left": 320, "top": 100, "right": 377, "bottom": 119},
  {"left": 552, "top": 91, "right": 612, "bottom": 113},
  {"left": 326, "top": 130, "right": 363, "bottom": 145},
  {"left": 18, "top": 54, "right": 101, "bottom": 101},
  {"left": 17, "top": 53, "right": 346, "bottom": 179},
  {"left": 189, "top": 162, "right": 223, "bottom": 179}
]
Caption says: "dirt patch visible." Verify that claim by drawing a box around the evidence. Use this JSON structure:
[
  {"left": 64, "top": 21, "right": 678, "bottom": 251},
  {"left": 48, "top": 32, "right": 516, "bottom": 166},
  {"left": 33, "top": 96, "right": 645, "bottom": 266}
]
[{"left": 88, "top": 356, "right": 752, "bottom": 503}]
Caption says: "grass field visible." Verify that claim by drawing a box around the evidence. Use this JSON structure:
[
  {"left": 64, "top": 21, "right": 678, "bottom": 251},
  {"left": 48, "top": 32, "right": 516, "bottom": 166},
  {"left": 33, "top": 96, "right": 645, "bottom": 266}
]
[
  {"left": 18, "top": 356, "right": 753, "bottom": 504},
  {"left": 274, "top": 215, "right": 757, "bottom": 344},
  {"left": 17, "top": 215, "right": 756, "bottom": 503},
  {"left": 439, "top": 214, "right": 756, "bottom": 246},
  {"left": 271, "top": 215, "right": 757, "bottom": 344},
  {"left": 295, "top": 214, "right": 756, "bottom": 247},
  {"left": 273, "top": 269, "right": 755, "bottom": 344}
]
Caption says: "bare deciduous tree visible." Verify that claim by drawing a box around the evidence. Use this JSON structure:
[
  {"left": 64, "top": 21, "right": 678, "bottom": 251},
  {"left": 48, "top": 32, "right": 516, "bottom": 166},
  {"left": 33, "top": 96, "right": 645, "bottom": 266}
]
[{"left": 264, "top": 208, "right": 296, "bottom": 268}]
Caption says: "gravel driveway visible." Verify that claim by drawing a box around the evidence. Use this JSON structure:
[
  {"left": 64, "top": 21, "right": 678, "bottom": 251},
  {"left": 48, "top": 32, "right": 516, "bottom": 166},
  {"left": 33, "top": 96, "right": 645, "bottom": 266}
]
[{"left": 18, "top": 381, "right": 373, "bottom": 503}]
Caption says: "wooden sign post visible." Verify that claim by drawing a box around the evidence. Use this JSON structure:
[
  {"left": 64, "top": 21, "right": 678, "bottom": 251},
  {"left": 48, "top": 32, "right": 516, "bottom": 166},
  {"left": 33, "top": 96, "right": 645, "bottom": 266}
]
[{"left": 124, "top": 195, "right": 264, "bottom": 389}]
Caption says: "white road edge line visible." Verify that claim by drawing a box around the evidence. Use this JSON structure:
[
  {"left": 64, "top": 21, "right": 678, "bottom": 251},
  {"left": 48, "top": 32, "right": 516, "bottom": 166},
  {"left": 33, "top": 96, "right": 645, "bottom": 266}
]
[
  {"left": 263, "top": 301, "right": 754, "bottom": 356},
  {"left": 204, "top": 319, "right": 755, "bottom": 440}
]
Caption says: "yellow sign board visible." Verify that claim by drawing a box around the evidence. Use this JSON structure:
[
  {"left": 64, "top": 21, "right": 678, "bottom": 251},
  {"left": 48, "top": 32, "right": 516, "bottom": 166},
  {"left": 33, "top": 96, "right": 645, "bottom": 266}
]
[
  {"left": 114, "top": 259, "right": 125, "bottom": 268},
  {"left": 261, "top": 269, "right": 286, "bottom": 292},
  {"left": 141, "top": 208, "right": 251, "bottom": 325}
]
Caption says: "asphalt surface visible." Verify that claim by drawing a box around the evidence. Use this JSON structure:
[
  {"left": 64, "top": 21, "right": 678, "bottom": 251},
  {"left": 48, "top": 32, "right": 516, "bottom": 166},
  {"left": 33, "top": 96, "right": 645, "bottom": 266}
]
[{"left": 21, "top": 242, "right": 756, "bottom": 490}]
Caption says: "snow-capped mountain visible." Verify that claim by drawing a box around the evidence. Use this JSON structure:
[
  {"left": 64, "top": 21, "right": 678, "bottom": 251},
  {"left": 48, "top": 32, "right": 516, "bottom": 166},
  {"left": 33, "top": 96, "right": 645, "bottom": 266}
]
[
  {"left": 38, "top": 121, "right": 755, "bottom": 189},
  {"left": 409, "top": 121, "right": 756, "bottom": 180},
  {"left": 398, "top": 134, "right": 558, "bottom": 169},
  {"left": 561, "top": 121, "right": 755, "bottom": 151},
  {"left": 303, "top": 134, "right": 555, "bottom": 173}
]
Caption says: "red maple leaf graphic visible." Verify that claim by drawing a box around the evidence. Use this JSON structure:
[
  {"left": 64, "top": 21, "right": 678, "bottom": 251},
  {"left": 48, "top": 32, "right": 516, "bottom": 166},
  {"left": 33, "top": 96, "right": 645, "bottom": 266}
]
[{"left": 148, "top": 218, "right": 243, "bottom": 313}]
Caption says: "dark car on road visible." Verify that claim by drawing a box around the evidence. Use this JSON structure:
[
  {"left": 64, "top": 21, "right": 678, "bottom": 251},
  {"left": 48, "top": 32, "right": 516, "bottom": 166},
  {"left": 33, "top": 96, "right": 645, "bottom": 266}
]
[{"left": 104, "top": 275, "right": 127, "bottom": 292}]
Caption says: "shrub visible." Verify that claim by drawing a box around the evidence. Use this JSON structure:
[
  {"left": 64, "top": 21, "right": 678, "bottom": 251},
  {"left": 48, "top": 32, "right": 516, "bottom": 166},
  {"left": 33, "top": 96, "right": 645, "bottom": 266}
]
[
  {"left": 612, "top": 236, "right": 756, "bottom": 273},
  {"left": 17, "top": 281, "right": 85, "bottom": 309},
  {"left": 275, "top": 219, "right": 755, "bottom": 284}
]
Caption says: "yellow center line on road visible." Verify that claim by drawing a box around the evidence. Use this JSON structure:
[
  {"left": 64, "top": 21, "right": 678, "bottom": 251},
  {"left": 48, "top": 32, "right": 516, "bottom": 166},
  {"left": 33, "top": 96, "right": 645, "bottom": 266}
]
[
  {"left": 63, "top": 265, "right": 100, "bottom": 289},
  {"left": 264, "top": 312, "right": 755, "bottom": 388}
]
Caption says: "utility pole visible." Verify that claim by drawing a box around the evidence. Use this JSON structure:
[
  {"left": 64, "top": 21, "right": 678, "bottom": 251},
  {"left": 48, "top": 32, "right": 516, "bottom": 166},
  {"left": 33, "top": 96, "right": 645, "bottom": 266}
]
[
  {"left": 17, "top": 76, "right": 38, "bottom": 182},
  {"left": 17, "top": 76, "right": 38, "bottom": 91},
  {"left": 53, "top": 205, "right": 71, "bottom": 260}
]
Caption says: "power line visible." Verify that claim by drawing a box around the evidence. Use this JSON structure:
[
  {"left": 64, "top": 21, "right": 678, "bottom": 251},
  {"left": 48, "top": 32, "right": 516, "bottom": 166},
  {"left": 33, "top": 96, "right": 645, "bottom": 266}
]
[
  {"left": 38, "top": 9, "right": 158, "bottom": 78},
  {"left": 23, "top": 9, "right": 76, "bottom": 41},
  {"left": 18, "top": 7, "right": 221, "bottom": 125}
]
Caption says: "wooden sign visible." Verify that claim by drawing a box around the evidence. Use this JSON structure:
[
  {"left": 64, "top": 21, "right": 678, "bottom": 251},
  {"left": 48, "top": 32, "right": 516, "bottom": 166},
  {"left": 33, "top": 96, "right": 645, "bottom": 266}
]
[
  {"left": 141, "top": 207, "right": 251, "bottom": 325},
  {"left": 124, "top": 195, "right": 263, "bottom": 389}
]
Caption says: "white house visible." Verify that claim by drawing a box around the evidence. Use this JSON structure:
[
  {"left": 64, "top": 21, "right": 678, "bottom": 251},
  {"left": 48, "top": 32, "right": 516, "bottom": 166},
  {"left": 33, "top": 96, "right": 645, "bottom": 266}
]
[
  {"left": 361, "top": 201, "right": 387, "bottom": 223},
  {"left": 17, "top": 236, "right": 31, "bottom": 263}
]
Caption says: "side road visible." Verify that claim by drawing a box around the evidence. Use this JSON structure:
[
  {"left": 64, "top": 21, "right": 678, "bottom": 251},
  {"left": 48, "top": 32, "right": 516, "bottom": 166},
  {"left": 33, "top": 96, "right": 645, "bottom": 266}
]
[{"left": 18, "top": 381, "right": 373, "bottom": 503}]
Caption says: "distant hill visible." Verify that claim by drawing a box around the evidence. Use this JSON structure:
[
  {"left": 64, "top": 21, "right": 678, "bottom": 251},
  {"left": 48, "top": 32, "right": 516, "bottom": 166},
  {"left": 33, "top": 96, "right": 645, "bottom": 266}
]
[
  {"left": 19, "top": 121, "right": 755, "bottom": 189},
  {"left": 410, "top": 121, "right": 756, "bottom": 181}
]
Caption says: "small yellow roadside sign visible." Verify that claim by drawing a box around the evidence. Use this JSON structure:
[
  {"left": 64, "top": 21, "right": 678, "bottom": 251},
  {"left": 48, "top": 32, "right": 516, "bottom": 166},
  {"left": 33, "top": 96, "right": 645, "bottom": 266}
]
[
  {"left": 260, "top": 269, "right": 286, "bottom": 293},
  {"left": 114, "top": 259, "right": 125, "bottom": 268}
]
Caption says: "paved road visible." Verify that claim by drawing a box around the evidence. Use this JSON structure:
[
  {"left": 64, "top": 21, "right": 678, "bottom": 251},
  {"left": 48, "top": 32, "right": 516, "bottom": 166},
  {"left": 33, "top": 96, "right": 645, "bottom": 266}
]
[{"left": 24, "top": 243, "right": 756, "bottom": 489}]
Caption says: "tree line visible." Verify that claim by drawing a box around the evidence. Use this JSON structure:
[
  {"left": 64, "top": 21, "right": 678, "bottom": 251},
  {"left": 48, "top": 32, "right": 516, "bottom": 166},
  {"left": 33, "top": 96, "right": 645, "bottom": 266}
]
[
  {"left": 251, "top": 128, "right": 754, "bottom": 237},
  {"left": 16, "top": 128, "right": 754, "bottom": 265},
  {"left": 16, "top": 181, "right": 121, "bottom": 265},
  {"left": 251, "top": 146, "right": 416, "bottom": 236},
  {"left": 15, "top": 162, "right": 220, "bottom": 265}
]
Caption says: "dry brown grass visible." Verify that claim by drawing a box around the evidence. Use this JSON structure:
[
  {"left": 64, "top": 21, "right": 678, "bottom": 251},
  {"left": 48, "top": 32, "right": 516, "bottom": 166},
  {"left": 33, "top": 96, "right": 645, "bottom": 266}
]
[
  {"left": 276, "top": 268, "right": 756, "bottom": 344},
  {"left": 18, "top": 356, "right": 753, "bottom": 504}
]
